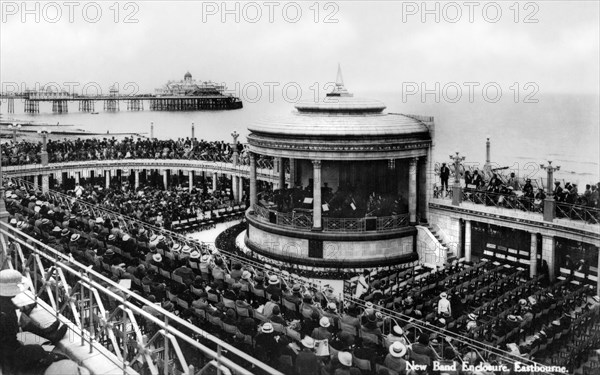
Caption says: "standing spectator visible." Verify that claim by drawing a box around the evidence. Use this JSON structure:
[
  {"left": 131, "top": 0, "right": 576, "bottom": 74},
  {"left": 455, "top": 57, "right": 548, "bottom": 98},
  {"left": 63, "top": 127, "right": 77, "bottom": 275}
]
[
  {"left": 507, "top": 172, "right": 519, "bottom": 190},
  {"left": 355, "top": 269, "right": 369, "bottom": 299},
  {"left": 440, "top": 163, "right": 450, "bottom": 192},
  {"left": 437, "top": 292, "right": 452, "bottom": 317}
]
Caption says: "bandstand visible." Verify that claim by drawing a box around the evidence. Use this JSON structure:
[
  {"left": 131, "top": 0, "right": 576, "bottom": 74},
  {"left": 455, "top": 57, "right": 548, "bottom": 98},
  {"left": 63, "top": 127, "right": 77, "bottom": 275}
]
[{"left": 245, "top": 70, "right": 434, "bottom": 271}]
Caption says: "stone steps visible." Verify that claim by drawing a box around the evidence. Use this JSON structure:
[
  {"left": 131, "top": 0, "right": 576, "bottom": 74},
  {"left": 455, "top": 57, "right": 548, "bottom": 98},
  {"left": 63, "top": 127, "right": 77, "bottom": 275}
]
[{"left": 424, "top": 224, "right": 457, "bottom": 264}]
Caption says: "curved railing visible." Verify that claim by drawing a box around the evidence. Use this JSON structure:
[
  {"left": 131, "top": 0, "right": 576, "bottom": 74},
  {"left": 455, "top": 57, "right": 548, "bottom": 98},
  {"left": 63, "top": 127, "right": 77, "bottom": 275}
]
[
  {"left": 252, "top": 204, "right": 410, "bottom": 232},
  {"left": 1, "top": 158, "right": 279, "bottom": 182},
  {"left": 459, "top": 189, "right": 599, "bottom": 225}
]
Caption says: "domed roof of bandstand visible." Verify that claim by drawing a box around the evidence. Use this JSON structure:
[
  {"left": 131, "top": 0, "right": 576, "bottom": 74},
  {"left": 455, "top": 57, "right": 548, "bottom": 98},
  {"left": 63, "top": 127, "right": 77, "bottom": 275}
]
[{"left": 248, "top": 66, "right": 430, "bottom": 139}]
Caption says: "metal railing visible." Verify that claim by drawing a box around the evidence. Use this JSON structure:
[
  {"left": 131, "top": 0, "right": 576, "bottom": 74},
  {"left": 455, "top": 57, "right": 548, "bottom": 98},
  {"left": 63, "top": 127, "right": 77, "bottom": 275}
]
[
  {"left": 557, "top": 202, "right": 600, "bottom": 225},
  {"left": 459, "top": 189, "right": 599, "bottom": 224},
  {"left": 252, "top": 204, "right": 410, "bottom": 233},
  {"left": 322, "top": 217, "right": 365, "bottom": 232},
  {"left": 0, "top": 222, "right": 284, "bottom": 375},
  {"left": 276, "top": 210, "right": 313, "bottom": 230}
]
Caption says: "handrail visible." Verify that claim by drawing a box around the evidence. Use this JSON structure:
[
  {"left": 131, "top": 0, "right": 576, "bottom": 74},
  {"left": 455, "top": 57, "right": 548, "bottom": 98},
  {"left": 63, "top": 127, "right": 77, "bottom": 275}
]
[
  {"left": 1, "top": 159, "right": 277, "bottom": 183},
  {"left": 0, "top": 222, "right": 283, "bottom": 375}
]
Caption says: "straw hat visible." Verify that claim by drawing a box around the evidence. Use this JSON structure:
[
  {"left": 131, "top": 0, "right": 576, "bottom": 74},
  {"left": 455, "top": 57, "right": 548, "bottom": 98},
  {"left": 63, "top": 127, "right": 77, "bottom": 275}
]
[
  {"left": 301, "top": 336, "right": 315, "bottom": 349},
  {"left": 189, "top": 250, "right": 201, "bottom": 259},
  {"left": 440, "top": 292, "right": 448, "bottom": 299},
  {"left": 122, "top": 234, "right": 131, "bottom": 241},
  {"left": 338, "top": 351, "right": 353, "bottom": 367},
  {"left": 392, "top": 325, "right": 404, "bottom": 336},
  {"left": 152, "top": 254, "right": 163, "bottom": 263},
  {"left": 389, "top": 342, "right": 407, "bottom": 358},
  {"left": 326, "top": 302, "right": 337, "bottom": 312},
  {"left": 468, "top": 313, "right": 477, "bottom": 321},
  {"left": 268, "top": 275, "right": 279, "bottom": 285},
  {"left": 182, "top": 245, "right": 192, "bottom": 254},
  {"left": 70, "top": 234, "right": 80, "bottom": 242},
  {"left": 95, "top": 217, "right": 104, "bottom": 224},
  {"left": 0, "top": 269, "right": 25, "bottom": 297},
  {"left": 201, "top": 254, "right": 210, "bottom": 262},
  {"left": 242, "top": 270, "right": 252, "bottom": 280},
  {"left": 261, "top": 322, "right": 274, "bottom": 333},
  {"left": 172, "top": 243, "right": 182, "bottom": 252},
  {"left": 319, "top": 316, "right": 331, "bottom": 328}
]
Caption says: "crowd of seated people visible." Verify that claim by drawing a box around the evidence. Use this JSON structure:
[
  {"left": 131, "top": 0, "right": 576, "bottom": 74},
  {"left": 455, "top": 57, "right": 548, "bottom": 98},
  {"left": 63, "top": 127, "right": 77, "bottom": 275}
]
[
  {"left": 23, "top": 175, "right": 243, "bottom": 232},
  {"left": 0, "top": 136, "right": 273, "bottom": 167},
  {"left": 352, "top": 259, "right": 600, "bottom": 373},
  {"left": 261, "top": 183, "right": 406, "bottom": 219},
  {"left": 6, "top": 183, "right": 600, "bottom": 375}
]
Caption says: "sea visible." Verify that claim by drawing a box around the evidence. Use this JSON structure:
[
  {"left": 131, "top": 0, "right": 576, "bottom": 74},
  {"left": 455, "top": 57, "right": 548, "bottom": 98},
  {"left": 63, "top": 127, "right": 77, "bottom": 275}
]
[{"left": 1, "top": 92, "right": 598, "bottom": 187}]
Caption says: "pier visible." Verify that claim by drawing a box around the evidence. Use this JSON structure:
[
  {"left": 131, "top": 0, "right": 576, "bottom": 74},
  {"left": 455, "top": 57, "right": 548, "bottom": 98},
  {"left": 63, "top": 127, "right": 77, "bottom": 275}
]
[{"left": 0, "top": 92, "right": 242, "bottom": 113}]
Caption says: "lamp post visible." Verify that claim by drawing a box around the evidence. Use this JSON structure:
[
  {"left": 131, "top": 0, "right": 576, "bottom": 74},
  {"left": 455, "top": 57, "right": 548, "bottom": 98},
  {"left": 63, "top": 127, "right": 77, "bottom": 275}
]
[
  {"left": 38, "top": 127, "right": 51, "bottom": 193},
  {"left": 8, "top": 123, "right": 21, "bottom": 142},
  {"left": 191, "top": 122, "right": 195, "bottom": 140},
  {"left": 150, "top": 122, "right": 154, "bottom": 139},
  {"left": 540, "top": 161, "right": 560, "bottom": 221},
  {"left": 450, "top": 152, "right": 466, "bottom": 206}
]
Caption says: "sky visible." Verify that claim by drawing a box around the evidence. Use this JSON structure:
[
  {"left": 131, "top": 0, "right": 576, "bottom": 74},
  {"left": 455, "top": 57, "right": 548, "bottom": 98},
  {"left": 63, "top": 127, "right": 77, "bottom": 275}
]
[{"left": 1, "top": 0, "right": 599, "bottom": 97}]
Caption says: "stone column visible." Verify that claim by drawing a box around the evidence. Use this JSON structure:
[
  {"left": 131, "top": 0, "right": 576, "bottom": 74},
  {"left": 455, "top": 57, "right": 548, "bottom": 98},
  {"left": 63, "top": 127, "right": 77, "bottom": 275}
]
[
  {"left": 530, "top": 232, "right": 538, "bottom": 278},
  {"left": 41, "top": 174, "right": 49, "bottom": 193},
  {"left": 134, "top": 170, "right": 140, "bottom": 189},
  {"left": 312, "top": 160, "right": 322, "bottom": 230},
  {"left": 289, "top": 158, "right": 296, "bottom": 188},
  {"left": 542, "top": 235, "right": 556, "bottom": 281},
  {"left": 189, "top": 171, "right": 194, "bottom": 192},
  {"left": 277, "top": 157, "right": 285, "bottom": 190},
  {"left": 162, "top": 170, "right": 168, "bottom": 190},
  {"left": 408, "top": 158, "right": 418, "bottom": 224},
  {"left": 55, "top": 172, "right": 63, "bottom": 188},
  {"left": 105, "top": 170, "right": 111, "bottom": 189},
  {"left": 212, "top": 172, "right": 218, "bottom": 192},
  {"left": 597, "top": 251, "right": 600, "bottom": 296},
  {"left": 418, "top": 156, "right": 428, "bottom": 221},
  {"left": 33, "top": 175, "right": 39, "bottom": 191},
  {"left": 250, "top": 154, "right": 257, "bottom": 209},
  {"left": 231, "top": 175, "right": 239, "bottom": 202},
  {"left": 238, "top": 176, "right": 244, "bottom": 202},
  {"left": 464, "top": 220, "right": 472, "bottom": 262}
]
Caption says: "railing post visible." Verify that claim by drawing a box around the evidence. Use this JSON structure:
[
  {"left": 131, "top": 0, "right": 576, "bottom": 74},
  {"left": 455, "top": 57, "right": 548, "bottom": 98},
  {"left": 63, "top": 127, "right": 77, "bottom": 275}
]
[
  {"left": 164, "top": 315, "right": 170, "bottom": 375},
  {"left": 80, "top": 275, "right": 85, "bottom": 346},
  {"left": 33, "top": 257, "right": 38, "bottom": 303},
  {"left": 122, "top": 294, "right": 129, "bottom": 375},
  {"left": 88, "top": 273, "right": 94, "bottom": 354}
]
